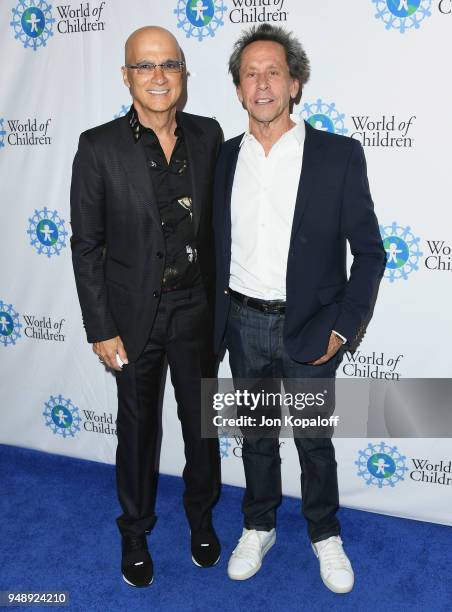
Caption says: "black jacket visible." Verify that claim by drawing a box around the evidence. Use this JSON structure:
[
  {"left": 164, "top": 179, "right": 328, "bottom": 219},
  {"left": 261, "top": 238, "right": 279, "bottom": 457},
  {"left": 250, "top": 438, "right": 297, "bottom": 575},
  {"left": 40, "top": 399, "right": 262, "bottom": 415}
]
[
  {"left": 213, "top": 122, "right": 386, "bottom": 362},
  {"left": 71, "top": 111, "right": 222, "bottom": 361}
]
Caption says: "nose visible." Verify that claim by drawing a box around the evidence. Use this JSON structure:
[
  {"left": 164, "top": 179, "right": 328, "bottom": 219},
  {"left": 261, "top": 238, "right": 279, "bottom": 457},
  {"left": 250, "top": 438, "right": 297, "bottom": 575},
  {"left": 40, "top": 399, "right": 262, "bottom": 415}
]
[
  {"left": 256, "top": 72, "right": 269, "bottom": 90},
  {"left": 151, "top": 66, "right": 167, "bottom": 84}
]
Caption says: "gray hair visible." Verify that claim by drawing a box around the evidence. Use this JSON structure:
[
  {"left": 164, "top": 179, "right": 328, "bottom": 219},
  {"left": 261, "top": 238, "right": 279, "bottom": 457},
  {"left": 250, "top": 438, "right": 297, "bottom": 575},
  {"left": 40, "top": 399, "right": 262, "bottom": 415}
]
[{"left": 228, "top": 24, "right": 310, "bottom": 87}]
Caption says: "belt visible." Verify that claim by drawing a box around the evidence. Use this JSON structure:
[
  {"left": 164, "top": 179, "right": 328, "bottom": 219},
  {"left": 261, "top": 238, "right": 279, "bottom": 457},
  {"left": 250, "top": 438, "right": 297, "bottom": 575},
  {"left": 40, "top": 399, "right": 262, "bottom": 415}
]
[{"left": 229, "top": 289, "right": 286, "bottom": 314}]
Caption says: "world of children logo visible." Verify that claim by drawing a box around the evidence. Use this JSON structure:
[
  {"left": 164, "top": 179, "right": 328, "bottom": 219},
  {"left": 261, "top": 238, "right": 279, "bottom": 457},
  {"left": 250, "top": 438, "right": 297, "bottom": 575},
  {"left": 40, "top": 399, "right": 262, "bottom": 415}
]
[
  {"left": 380, "top": 222, "right": 422, "bottom": 282},
  {"left": 0, "top": 301, "right": 22, "bottom": 347},
  {"left": 372, "top": 0, "right": 432, "bottom": 32},
  {"left": 43, "top": 394, "right": 82, "bottom": 438},
  {"left": 0, "top": 119, "right": 6, "bottom": 149},
  {"left": 10, "top": 0, "right": 55, "bottom": 51},
  {"left": 219, "top": 429, "right": 232, "bottom": 458},
  {"left": 300, "top": 99, "right": 416, "bottom": 148},
  {"left": 0, "top": 117, "right": 53, "bottom": 148},
  {"left": 356, "top": 441, "right": 409, "bottom": 488},
  {"left": 300, "top": 99, "right": 348, "bottom": 136},
  {"left": 0, "top": 300, "right": 66, "bottom": 345},
  {"left": 10, "top": 0, "right": 107, "bottom": 50},
  {"left": 174, "top": 0, "right": 227, "bottom": 41},
  {"left": 43, "top": 394, "right": 117, "bottom": 437},
  {"left": 27, "top": 207, "right": 68, "bottom": 258}
]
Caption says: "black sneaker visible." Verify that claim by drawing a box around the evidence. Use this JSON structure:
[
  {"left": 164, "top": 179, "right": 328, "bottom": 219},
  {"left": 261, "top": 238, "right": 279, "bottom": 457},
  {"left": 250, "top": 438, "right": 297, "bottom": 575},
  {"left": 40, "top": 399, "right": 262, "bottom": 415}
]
[
  {"left": 191, "top": 527, "right": 221, "bottom": 568},
  {"left": 121, "top": 535, "right": 154, "bottom": 587}
]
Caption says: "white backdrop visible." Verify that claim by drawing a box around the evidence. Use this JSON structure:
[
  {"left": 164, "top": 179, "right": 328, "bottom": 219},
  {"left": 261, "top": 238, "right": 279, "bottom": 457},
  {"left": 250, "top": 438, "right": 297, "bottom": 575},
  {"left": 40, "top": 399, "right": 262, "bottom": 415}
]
[{"left": 1, "top": 0, "right": 451, "bottom": 526}]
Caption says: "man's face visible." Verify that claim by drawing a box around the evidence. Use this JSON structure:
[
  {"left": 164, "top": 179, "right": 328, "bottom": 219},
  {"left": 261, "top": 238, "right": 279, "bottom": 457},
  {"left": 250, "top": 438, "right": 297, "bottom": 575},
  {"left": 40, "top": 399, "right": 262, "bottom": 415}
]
[
  {"left": 236, "top": 40, "right": 300, "bottom": 126},
  {"left": 122, "top": 29, "right": 183, "bottom": 116}
]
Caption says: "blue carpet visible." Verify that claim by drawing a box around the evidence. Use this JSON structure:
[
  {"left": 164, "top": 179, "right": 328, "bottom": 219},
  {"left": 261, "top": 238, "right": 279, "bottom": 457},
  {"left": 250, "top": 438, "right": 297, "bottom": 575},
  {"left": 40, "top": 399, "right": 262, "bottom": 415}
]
[{"left": 0, "top": 444, "right": 451, "bottom": 612}]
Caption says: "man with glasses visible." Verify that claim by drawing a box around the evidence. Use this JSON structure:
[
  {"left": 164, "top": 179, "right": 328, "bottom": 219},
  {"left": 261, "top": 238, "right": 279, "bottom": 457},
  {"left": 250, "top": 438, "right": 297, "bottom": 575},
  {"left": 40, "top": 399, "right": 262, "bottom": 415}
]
[{"left": 71, "top": 26, "right": 222, "bottom": 587}]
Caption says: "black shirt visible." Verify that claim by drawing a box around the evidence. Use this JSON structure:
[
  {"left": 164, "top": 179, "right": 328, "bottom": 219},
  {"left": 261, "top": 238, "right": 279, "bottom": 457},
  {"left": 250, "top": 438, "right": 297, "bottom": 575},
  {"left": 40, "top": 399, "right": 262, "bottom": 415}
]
[{"left": 128, "top": 106, "right": 201, "bottom": 292}]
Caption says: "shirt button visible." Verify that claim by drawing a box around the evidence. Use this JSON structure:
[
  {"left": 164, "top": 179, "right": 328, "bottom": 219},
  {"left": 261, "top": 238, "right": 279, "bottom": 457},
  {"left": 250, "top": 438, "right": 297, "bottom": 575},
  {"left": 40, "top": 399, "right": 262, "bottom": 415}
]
[
  {"left": 156, "top": 251, "right": 163, "bottom": 259},
  {"left": 153, "top": 291, "right": 159, "bottom": 298},
  {"left": 224, "top": 289, "right": 229, "bottom": 295}
]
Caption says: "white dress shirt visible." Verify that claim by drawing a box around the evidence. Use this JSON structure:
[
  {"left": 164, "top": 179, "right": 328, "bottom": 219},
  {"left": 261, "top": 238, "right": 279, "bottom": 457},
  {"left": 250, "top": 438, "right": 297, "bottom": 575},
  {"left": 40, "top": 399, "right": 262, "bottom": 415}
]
[
  {"left": 229, "top": 120, "right": 347, "bottom": 345},
  {"left": 230, "top": 121, "right": 305, "bottom": 301}
]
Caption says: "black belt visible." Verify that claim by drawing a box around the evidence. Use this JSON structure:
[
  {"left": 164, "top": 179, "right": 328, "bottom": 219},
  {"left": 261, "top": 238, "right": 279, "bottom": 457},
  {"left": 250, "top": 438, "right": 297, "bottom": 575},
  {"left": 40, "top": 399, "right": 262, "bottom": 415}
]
[{"left": 229, "top": 289, "right": 286, "bottom": 314}]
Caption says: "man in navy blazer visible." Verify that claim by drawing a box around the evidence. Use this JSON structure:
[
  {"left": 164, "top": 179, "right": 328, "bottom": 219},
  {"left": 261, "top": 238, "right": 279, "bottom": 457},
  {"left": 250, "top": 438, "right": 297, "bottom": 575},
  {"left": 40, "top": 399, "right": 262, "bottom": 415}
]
[{"left": 213, "top": 25, "right": 386, "bottom": 592}]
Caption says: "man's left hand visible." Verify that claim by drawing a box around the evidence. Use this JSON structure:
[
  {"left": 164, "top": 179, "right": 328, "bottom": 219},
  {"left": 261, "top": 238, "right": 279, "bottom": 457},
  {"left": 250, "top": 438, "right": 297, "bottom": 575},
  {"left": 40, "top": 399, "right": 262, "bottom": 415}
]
[{"left": 308, "top": 332, "right": 343, "bottom": 365}]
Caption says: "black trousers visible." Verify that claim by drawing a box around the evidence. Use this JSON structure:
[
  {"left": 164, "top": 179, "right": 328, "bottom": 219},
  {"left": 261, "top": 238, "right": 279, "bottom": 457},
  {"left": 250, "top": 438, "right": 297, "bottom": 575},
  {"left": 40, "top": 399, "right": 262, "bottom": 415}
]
[
  {"left": 115, "top": 284, "right": 220, "bottom": 537},
  {"left": 226, "top": 296, "right": 341, "bottom": 543}
]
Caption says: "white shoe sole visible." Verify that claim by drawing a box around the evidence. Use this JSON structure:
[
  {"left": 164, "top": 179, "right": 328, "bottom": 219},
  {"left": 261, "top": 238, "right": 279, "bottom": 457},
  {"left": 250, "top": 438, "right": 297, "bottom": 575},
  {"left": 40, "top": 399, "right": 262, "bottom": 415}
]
[
  {"left": 191, "top": 553, "right": 221, "bottom": 568},
  {"left": 319, "top": 575, "right": 354, "bottom": 594},
  {"left": 122, "top": 573, "right": 154, "bottom": 587},
  {"left": 227, "top": 532, "right": 276, "bottom": 581}
]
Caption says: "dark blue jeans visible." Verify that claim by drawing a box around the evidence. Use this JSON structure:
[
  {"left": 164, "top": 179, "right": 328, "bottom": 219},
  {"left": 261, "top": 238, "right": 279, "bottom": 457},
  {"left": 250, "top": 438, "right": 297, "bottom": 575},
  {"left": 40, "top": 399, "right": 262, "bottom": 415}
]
[{"left": 226, "top": 295, "right": 341, "bottom": 543}]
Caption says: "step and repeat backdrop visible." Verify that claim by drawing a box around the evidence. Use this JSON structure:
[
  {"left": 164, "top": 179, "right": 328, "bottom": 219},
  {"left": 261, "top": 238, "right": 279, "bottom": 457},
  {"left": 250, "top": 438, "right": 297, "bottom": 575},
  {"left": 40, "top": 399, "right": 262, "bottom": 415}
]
[{"left": 1, "top": 0, "right": 451, "bottom": 526}]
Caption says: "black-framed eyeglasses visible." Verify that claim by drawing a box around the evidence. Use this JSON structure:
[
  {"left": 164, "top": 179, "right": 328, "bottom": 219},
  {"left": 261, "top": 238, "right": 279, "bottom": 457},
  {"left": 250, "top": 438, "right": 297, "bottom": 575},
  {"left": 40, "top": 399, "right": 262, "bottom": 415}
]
[{"left": 124, "top": 61, "right": 185, "bottom": 75}]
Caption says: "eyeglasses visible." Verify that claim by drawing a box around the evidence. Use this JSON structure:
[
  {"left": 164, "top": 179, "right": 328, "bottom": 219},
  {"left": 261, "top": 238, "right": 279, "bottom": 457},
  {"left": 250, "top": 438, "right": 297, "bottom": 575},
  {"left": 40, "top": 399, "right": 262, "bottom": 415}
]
[{"left": 124, "top": 61, "right": 185, "bottom": 75}]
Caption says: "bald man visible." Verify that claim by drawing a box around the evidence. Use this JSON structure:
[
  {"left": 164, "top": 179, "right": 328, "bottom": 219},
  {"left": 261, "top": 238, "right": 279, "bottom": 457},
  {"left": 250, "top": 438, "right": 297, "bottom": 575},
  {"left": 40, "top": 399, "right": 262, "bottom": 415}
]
[{"left": 71, "top": 26, "right": 222, "bottom": 587}]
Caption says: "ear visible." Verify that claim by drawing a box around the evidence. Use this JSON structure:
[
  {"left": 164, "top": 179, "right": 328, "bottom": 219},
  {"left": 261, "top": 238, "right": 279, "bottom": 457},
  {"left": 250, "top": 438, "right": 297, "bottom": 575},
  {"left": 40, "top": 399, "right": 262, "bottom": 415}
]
[
  {"left": 122, "top": 66, "right": 130, "bottom": 89},
  {"left": 236, "top": 84, "right": 244, "bottom": 104},
  {"left": 290, "top": 78, "right": 300, "bottom": 100}
]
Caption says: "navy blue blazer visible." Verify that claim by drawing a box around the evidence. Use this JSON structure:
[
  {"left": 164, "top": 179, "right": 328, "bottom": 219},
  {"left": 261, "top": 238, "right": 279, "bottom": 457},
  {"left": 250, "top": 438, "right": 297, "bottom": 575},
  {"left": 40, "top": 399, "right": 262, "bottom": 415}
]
[{"left": 213, "top": 121, "right": 386, "bottom": 363}]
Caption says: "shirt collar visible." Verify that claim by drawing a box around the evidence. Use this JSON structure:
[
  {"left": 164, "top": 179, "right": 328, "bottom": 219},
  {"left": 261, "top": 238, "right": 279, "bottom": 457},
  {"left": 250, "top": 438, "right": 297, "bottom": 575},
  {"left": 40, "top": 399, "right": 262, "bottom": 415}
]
[
  {"left": 239, "top": 120, "right": 306, "bottom": 148},
  {"left": 127, "top": 105, "right": 183, "bottom": 143}
]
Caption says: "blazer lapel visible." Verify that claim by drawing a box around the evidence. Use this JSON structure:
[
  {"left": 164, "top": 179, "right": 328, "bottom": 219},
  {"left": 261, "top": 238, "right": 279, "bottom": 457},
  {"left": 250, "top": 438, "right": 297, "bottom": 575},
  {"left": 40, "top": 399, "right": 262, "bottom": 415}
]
[
  {"left": 117, "top": 117, "right": 161, "bottom": 228},
  {"left": 290, "top": 121, "right": 325, "bottom": 243},
  {"left": 222, "top": 138, "right": 241, "bottom": 263},
  {"left": 178, "top": 112, "right": 206, "bottom": 236}
]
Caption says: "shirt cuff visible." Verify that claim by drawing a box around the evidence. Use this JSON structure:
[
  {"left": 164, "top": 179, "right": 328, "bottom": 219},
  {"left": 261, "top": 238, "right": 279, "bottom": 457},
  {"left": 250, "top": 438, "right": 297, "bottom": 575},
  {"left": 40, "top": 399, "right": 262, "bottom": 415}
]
[{"left": 332, "top": 330, "right": 347, "bottom": 344}]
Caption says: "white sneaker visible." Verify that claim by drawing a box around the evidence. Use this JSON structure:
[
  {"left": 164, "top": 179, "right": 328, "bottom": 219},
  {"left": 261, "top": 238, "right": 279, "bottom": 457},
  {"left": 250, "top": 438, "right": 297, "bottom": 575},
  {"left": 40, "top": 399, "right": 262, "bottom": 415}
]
[
  {"left": 227, "top": 528, "right": 276, "bottom": 580},
  {"left": 312, "top": 536, "right": 354, "bottom": 593}
]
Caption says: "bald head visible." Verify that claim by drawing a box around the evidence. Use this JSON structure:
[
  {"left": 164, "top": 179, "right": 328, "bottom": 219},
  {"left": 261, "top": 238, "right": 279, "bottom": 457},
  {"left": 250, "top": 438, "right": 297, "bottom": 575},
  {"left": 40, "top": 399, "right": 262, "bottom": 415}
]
[
  {"left": 122, "top": 25, "right": 184, "bottom": 123},
  {"left": 124, "top": 26, "right": 181, "bottom": 65}
]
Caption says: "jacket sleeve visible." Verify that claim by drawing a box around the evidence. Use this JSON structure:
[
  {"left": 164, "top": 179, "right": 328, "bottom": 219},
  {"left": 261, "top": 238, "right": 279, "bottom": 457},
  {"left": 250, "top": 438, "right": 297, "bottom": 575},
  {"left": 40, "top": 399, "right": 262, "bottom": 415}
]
[
  {"left": 70, "top": 133, "right": 118, "bottom": 343},
  {"left": 334, "top": 140, "right": 386, "bottom": 346}
]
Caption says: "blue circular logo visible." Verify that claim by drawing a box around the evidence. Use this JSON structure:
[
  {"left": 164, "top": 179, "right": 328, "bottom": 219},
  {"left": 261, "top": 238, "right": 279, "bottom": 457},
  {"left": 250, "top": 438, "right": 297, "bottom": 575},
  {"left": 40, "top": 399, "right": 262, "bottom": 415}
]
[
  {"left": 367, "top": 452, "right": 396, "bottom": 478},
  {"left": 174, "top": 0, "right": 227, "bottom": 42},
  {"left": 36, "top": 218, "right": 58, "bottom": 246},
  {"left": 10, "top": 0, "right": 55, "bottom": 51},
  {"left": 301, "top": 99, "right": 348, "bottom": 136},
  {"left": 386, "top": 0, "right": 421, "bottom": 17},
  {"left": 356, "top": 441, "right": 408, "bottom": 488},
  {"left": 186, "top": 0, "right": 215, "bottom": 26},
  {"left": 383, "top": 235, "right": 409, "bottom": 269},
  {"left": 0, "top": 300, "right": 22, "bottom": 347},
  {"left": 219, "top": 430, "right": 232, "bottom": 459},
  {"left": 0, "top": 118, "right": 6, "bottom": 150},
  {"left": 0, "top": 311, "right": 14, "bottom": 337},
  {"left": 307, "top": 113, "right": 335, "bottom": 134},
  {"left": 380, "top": 222, "right": 422, "bottom": 282},
  {"left": 27, "top": 208, "right": 68, "bottom": 257},
  {"left": 372, "top": 0, "right": 432, "bottom": 33},
  {"left": 51, "top": 405, "right": 73, "bottom": 429},
  {"left": 43, "top": 395, "right": 82, "bottom": 438},
  {"left": 21, "top": 6, "right": 45, "bottom": 38}
]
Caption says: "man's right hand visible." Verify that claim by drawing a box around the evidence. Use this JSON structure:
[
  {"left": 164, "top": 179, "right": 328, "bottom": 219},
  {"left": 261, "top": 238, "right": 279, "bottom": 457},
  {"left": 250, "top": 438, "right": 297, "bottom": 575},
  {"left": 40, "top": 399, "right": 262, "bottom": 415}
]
[{"left": 92, "top": 336, "right": 129, "bottom": 372}]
